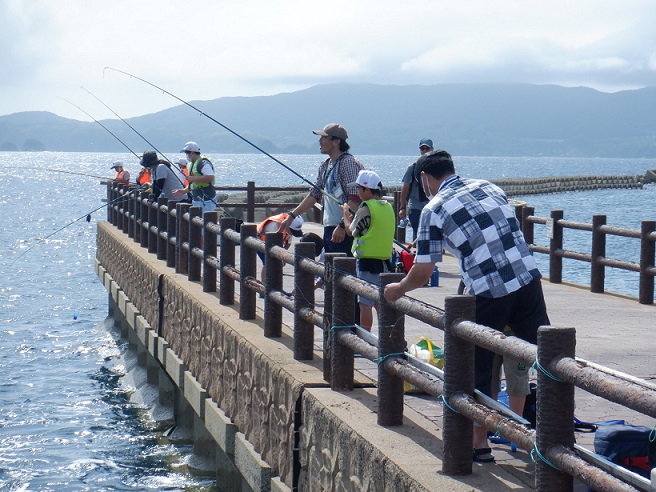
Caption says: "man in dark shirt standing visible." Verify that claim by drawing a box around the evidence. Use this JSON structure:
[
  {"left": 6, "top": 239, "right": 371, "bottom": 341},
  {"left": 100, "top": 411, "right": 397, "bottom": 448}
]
[
  {"left": 398, "top": 138, "right": 433, "bottom": 240},
  {"left": 384, "top": 150, "right": 549, "bottom": 464}
]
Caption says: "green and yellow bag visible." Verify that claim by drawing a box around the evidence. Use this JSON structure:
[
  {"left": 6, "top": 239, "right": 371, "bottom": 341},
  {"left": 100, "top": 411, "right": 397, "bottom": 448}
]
[{"left": 404, "top": 336, "right": 444, "bottom": 393}]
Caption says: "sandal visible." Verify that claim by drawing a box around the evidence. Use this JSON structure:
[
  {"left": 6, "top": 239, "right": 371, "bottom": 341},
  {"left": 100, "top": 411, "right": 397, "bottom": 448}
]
[{"left": 473, "top": 447, "right": 495, "bottom": 463}]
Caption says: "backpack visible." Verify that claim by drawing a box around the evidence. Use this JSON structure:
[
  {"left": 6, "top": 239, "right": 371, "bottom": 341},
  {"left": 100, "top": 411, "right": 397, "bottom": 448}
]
[
  {"left": 593, "top": 424, "right": 656, "bottom": 478},
  {"left": 409, "top": 161, "right": 428, "bottom": 203}
]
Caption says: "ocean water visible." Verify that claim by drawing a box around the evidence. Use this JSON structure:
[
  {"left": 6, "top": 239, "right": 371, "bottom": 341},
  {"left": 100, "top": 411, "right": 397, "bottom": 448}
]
[{"left": 1, "top": 151, "right": 655, "bottom": 489}]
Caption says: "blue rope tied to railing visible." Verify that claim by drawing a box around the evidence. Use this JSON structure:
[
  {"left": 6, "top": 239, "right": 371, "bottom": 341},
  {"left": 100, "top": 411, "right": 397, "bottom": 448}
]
[
  {"left": 530, "top": 444, "right": 561, "bottom": 471},
  {"left": 326, "top": 325, "right": 355, "bottom": 348},
  {"left": 438, "top": 394, "right": 460, "bottom": 414},
  {"left": 532, "top": 357, "right": 565, "bottom": 383},
  {"left": 650, "top": 424, "right": 656, "bottom": 443},
  {"left": 374, "top": 352, "right": 405, "bottom": 366},
  {"left": 495, "top": 417, "right": 513, "bottom": 436}
]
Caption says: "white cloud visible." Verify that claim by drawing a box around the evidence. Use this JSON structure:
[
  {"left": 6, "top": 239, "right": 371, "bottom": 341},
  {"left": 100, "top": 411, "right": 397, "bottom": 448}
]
[{"left": 1, "top": 0, "right": 656, "bottom": 119}]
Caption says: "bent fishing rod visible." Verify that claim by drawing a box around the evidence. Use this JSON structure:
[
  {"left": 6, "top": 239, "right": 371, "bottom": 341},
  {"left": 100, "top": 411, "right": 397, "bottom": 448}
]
[
  {"left": 104, "top": 67, "right": 412, "bottom": 251},
  {"left": 59, "top": 97, "right": 140, "bottom": 160},
  {"left": 11, "top": 184, "right": 148, "bottom": 265},
  {"left": 81, "top": 86, "right": 176, "bottom": 169},
  {"left": 103, "top": 67, "right": 332, "bottom": 198},
  {"left": 81, "top": 85, "right": 237, "bottom": 217}
]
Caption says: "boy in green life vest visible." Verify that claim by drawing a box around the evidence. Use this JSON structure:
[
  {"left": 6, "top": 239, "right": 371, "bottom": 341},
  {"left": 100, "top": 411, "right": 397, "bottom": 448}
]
[{"left": 341, "top": 170, "right": 396, "bottom": 331}]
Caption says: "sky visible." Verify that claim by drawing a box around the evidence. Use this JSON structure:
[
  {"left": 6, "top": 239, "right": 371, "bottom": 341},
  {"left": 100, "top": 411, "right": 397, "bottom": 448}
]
[{"left": 2, "top": 0, "right": 656, "bottom": 121}]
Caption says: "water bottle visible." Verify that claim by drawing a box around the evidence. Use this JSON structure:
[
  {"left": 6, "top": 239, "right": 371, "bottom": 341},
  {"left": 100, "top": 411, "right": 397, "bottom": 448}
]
[
  {"left": 399, "top": 217, "right": 409, "bottom": 228},
  {"left": 430, "top": 266, "right": 440, "bottom": 287}
]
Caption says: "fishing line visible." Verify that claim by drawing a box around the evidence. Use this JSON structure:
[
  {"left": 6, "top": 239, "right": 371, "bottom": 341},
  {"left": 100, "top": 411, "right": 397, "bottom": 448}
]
[
  {"left": 10, "top": 185, "right": 147, "bottom": 265},
  {"left": 0, "top": 166, "right": 113, "bottom": 181},
  {"left": 59, "top": 97, "right": 140, "bottom": 159},
  {"left": 103, "top": 67, "right": 412, "bottom": 252}
]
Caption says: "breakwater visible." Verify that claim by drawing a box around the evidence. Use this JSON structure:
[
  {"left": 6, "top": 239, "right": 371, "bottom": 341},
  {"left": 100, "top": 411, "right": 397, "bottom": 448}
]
[
  {"left": 216, "top": 175, "right": 644, "bottom": 222},
  {"left": 492, "top": 174, "right": 643, "bottom": 196}
]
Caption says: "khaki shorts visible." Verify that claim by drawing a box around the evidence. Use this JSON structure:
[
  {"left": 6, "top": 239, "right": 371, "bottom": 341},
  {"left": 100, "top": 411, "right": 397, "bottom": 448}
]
[{"left": 491, "top": 354, "right": 530, "bottom": 397}]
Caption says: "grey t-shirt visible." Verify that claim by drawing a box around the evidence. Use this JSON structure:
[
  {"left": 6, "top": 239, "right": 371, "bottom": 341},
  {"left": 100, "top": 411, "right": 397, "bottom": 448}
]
[
  {"left": 402, "top": 163, "right": 429, "bottom": 211},
  {"left": 153, "top": 163, "right": 185, "bottom": 200}
]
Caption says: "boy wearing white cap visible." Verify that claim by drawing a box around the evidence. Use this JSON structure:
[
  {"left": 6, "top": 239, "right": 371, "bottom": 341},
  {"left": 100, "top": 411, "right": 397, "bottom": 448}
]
[
  {"left": 341, "top": 170, "right": 396, "bottom": 331},
  {"left": 257, "top": 212, "right": 304, "bottom": 284}
]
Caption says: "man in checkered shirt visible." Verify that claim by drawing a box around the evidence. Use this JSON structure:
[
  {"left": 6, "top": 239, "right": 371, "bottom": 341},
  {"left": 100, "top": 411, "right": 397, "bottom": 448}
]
[{"left": 384, "top": 150, "right": 549, "bottom": 463}]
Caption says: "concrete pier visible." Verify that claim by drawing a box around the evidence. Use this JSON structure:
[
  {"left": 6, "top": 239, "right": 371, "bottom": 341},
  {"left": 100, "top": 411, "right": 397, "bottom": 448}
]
[{"left": 96, "top": 218, "right": 656, "bottom": 490}]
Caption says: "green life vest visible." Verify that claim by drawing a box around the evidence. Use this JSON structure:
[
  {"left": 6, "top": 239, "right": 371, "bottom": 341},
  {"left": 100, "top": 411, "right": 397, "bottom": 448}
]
[
  {"left": 352, "top": 199, "right": 396, "bottom": 259},
  {"left": 189, "top": 156, "right": 215, "bottom": 189}
]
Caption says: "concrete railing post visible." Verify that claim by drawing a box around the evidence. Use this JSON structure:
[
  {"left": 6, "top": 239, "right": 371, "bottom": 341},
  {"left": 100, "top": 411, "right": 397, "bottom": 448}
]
[
  {"left": 246, "top": 181, "right": 256, "bottom": 223},
  {"left": 203, "top": 211, "right": 218, "bottom": 292},
  {"left": 442, "top": 295, "right": 476, "bottom": 476},
  {"left": 239, "top": 223, "right": 258, "bottom": 320},
  {"left": 535, "top": 326, "right": 575, "bottom": 491},
  {"left": 522, "top": 206, "right": 535, "bottom": 245},
  {"left": 330, "top": 257, "right": 356, "bottom": 391},
  {"left": 166, "top": 200, "right": 178, "bottom": 268},
  {"left": 127, "top": 186, "right": 136, "bottom": 239},
  {"left": 188, "top": 206, "right": 203, "bottom": 282},
  {"left": 116, "top": 185, "right": 124, "bottom": 231},
  {"left": 176, "top": 203, "right": 191, "bottom": 275},
  {"left": 293, "top": 242, "right": 315, "bottom": 360},
  {"left": 121, "top": 186, "right": 132, "bottom": 235},
  {"left": 140, "top": 191, "right": 150, "bottom": 249},
  {"left": 549, "top": 210, "right": 564, "bottom": 283},
  {"left": 147, "top": 197, "right": 158, "bottom": 254},
  {"left": 590, "top": 214, "right": 607, "bottom": 293},
  {"left": 133, "top": 190, "right": 142, "bottom": 243},
  {"left": 323, "top": 253, "right": 346, "bottom": 382},
  {"left": 639, "top": 220, "right": 656, "bottom": 305},
  {"left": 106, "top": 182, "right": 113, "bottom": 223},
  {"left": 377, "top": 272, "right": 406, "bottom": 427},
  {"left": 219, "top": 217, "right": 236, "bottom": 305},
  {"left": 157, "top": 197, "right": 168, "bottom": 261},
  {"left": 264, "top": 232, "right": 284, "bottom": 337}
]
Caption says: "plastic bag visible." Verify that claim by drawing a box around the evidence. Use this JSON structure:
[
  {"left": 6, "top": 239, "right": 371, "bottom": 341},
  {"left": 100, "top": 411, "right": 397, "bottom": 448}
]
[{"left": 404, "top": 336, "right": 444, "bottom": 393}]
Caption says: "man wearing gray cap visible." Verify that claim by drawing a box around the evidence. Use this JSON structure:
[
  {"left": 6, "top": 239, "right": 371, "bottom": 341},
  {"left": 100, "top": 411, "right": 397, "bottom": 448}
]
[
  {"left": 279, "top": 123, "right": 364, "bottom": 256},
  {"left": 398, "top": 138, "right": 433, "bottom": 240}
]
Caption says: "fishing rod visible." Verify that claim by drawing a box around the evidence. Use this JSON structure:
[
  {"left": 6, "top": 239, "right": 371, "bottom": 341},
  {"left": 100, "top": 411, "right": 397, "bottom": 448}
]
[
  {"left": 11, "top": 184, "right": 148, "bottom": 265},
  {"left": 81, "top": 86, "right": 177, "bottom": 170},
  {"left": 59, "top": 97, "right": 140, "bottom": 160},
  {"left": 103, "top": 67, "right": 331, "bottom": 197},
  {"left": 0, "top": 166, "right": 113, "bottom": 181},
  {"left": 103, "top": 67, "right": 413, "bottom": 252},
  {"left": 81, "top": 84, "right": 240, "bottom": 218}
]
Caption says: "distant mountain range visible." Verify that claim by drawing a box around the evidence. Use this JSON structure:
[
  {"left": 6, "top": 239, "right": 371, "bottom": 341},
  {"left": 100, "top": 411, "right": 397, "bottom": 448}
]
[{"left": 2, "top": 83, "right": 656, "bottom": 157}]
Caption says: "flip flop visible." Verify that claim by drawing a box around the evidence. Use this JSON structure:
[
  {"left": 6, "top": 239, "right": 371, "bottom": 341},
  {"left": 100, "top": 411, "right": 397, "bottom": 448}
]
[{"left": 473, "top": 447, "right": 495, "bottom": 463}]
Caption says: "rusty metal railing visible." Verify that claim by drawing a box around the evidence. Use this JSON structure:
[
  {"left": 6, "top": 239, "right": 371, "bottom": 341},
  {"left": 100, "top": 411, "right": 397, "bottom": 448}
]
[{"left": 105, "top": 181, "right": 656, "bottom": 492}]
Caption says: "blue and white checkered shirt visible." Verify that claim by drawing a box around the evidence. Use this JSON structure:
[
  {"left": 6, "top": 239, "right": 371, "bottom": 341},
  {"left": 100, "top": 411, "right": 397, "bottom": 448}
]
[{"left": 415, "top": 175, "right": 541, "bottom": 298}]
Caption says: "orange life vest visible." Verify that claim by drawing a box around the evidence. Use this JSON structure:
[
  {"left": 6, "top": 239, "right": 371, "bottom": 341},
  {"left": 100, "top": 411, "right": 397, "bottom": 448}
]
[
  {"left": 114, "top": 170, "right": 129, "bottom": 184},
  {"left": 257, "top": 213, "right": 291, "bottom": 246},
  {"left": 137, "top": 168, "right": 151, "bottom": 185}
]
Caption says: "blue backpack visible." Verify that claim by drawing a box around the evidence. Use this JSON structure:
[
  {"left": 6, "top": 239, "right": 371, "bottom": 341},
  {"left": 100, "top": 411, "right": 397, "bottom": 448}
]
[{"left": 594, "top": 424, "right": 656, "bottom": 478}]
